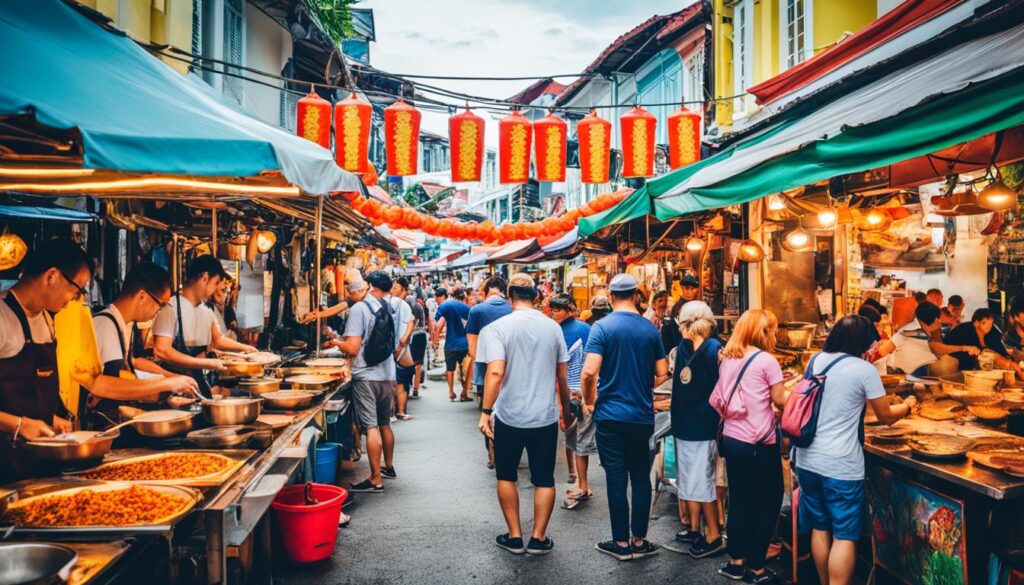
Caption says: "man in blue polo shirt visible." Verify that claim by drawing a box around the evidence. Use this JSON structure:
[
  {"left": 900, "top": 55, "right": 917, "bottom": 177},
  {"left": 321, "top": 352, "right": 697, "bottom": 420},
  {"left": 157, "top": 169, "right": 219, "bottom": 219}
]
[
  {"left": 582, "top": 273, "right": 669, "bottom": 561},
  {"left": 433, "top": 287, "right": 471, "bottom": 401},
  {"left": 466, "top": 275, "right": 512, "bottom": 467}
]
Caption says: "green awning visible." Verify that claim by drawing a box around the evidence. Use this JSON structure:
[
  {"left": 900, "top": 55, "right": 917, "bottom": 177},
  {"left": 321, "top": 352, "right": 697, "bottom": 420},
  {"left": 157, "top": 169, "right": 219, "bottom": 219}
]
[{"left": 577, "top": 187, "right": 651, "bottom": 239}]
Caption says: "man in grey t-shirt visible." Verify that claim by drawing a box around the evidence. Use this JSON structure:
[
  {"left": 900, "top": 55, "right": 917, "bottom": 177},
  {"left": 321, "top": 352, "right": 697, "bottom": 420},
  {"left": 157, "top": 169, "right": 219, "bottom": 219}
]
[
  {"left": 477, "top": 273, "right": 574, "bottom": 555},
  {"left": 334, "top": 271, "right": 399, "bottom": 494}
]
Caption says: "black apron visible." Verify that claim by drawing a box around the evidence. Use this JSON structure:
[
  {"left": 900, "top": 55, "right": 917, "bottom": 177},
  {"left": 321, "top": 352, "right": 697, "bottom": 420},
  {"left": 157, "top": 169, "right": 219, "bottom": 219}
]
[
  {"left": 162, "top": 293, "right": 215, "bottom": 397},
  {"left": 0, "top": 293, "right": 62, "bottom": 482},
  {"left": 79, "top": 311, "right": 141, "bottom": 430}
]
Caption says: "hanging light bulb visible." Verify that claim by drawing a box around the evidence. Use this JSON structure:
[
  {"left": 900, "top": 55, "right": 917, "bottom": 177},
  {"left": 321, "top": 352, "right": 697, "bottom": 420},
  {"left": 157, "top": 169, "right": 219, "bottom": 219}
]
[
  {"left": 767, "top": 194, "right": 787, "bottom": 211},
  {"left": 977, "top": 177, "right": 1018, "bottom": 211},
  {"left": 737, "top": 239, "right": 764, "bottom": 263},
  {"left": 785, "top": 227, "right": 810, "bottom": 250},
  {"left": 817, "top": 204, "right": 838, "bottom": 229},
  {"left": 256, "top": 230, "right": 277, "bottom": 253},
  {"left": 686, "top": 235, "right": 705, "bottom": 252},
  {"left": 864, "top": 208, "right": 887, "bottom": 228}
]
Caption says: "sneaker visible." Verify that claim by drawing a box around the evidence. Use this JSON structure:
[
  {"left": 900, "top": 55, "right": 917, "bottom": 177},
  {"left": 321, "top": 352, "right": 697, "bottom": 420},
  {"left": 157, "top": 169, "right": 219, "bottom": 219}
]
[
  {"left": 744, "top": 569, "right": 781, "bottom": 585},
  {"left": 526, "top": 537, "right": 554, "bottom": 555},
  {"left": 495, "top": 533, "right": 525, "bottom": 555},
  {"left": 338, "top": 511, "right": 351, "bottom": 527},
  {"left": 630, "top": 540, "right": 660, "bottom": 559},
  {"left": 675, "top": 528, "right": 701, "bottom": 545},
  {"left": 389, "top": 416, "right": 398, "bottom": 423},
  {"left": 596, "top": 540, "right": 633, "bottom": 561},
  {"left": 349, "top": 479, "right": 384, "bottom": 494},
  {"left": 381, "top": 466, "right": 397, "bottom": 479},
  {"left": 718, "top": 562, "right": 746, "bottom": 581},
  {"left": 689, "top": 536, "right": 726, "bottom": 559}
]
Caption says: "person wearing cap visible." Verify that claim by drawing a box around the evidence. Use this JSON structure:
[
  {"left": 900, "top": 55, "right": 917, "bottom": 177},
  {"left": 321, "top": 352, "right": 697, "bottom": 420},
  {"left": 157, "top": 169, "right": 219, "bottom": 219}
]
[
  {"left": 666, "top": 275, "right": 703, "bottom": 354},
  {"left": 152, "top": 254, "right": 256, "bottom": 396},
  {"left": 581, "top": 273, "right": 669, "bottom": 561},
  {"left": 466, "top": 275, "right": 512, "bottom": 468},
  {"left": 548, "top": 294, "right": 595, "bottom": 509},
  {"left": 477, "top": 273, "right": 574, "bottom": 555},
  {"left": 298, "top": 269, "right": 367, "bottom": 324},
  {"left": 586, "top": 295, "right": 612, "bottom": 325}
]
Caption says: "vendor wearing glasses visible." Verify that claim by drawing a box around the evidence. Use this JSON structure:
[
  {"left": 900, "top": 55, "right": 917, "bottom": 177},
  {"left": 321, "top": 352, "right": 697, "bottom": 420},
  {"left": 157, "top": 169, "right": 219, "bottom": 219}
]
[
  {"left": 80, "top": 262, "right": 199, "bottom": 430},
  {"left": 0, "top": 238, "right": 93, "bottom": 482},
  {"left": 152, "top": 255, "right": 257, "bottom": 397}
]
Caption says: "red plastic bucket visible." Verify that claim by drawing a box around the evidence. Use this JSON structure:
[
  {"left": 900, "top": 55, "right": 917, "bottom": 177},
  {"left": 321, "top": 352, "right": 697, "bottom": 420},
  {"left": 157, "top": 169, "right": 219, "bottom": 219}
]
[{"left": 271, "top": 483, "right": 348, "bottom": 563}]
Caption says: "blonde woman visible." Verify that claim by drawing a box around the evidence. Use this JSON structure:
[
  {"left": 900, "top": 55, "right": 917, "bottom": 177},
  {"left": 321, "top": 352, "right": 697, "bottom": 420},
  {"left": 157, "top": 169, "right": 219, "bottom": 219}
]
[
  {"left": 670, "top": 301, "right": 725, "bottom": 558},
  {"left": 709, "top": 309, "right": 787, "bottom": 584}
]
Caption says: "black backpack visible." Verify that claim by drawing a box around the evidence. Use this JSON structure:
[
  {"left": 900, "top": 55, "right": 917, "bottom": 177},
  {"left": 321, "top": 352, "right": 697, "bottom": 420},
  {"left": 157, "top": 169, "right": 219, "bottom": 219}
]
[{"left": 361, "top": 299, "right": 395, "bottom": 367}]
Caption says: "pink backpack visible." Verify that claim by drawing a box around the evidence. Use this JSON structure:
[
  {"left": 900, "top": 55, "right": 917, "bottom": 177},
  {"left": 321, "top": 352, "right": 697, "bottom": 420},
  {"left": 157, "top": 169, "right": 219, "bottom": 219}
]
[{"left": 780, "top": 353, "right": 850, "bottom": 448}]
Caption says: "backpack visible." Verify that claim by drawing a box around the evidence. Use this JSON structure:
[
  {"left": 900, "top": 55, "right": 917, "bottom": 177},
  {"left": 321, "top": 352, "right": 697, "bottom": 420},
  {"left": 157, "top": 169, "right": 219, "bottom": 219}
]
[
  {"left": 360, "top": 298, "right": 395, "bottom": 367},
  {"left": 780, "top": 353, "right": 851, "bottom": 448}
]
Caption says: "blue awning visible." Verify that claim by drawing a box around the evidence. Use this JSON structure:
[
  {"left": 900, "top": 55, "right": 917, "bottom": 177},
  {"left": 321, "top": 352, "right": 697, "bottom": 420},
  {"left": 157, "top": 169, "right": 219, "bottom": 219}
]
[
  {"left": 0, "top": 0, "right": 361, "bottom": 195},
  {"left": 0, "top": 204, "right": 97, "bottom": 222}
]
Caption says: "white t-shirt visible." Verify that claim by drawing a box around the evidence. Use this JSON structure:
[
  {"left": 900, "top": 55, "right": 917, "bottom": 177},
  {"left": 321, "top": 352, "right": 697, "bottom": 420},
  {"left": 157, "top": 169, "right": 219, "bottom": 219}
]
[
  {"left": 0, "top": 290, "right": 54, "bottom": 358},
  {"left": 388, "top": 295, "right": 413, "bottom": 340},
  {"left": 93, "top": 304, "right": 131, "bottom": 369},
  {"left": 888, "top": 322, "right": 937, "bottom": 374},
  {"left": 344, "top": 295, "right": 398, "bottom": 382},
  {"left": 794, "top": 352, "right": 886, "bottom": 481},
  {"left": 477, "top": 308, "right": 568, "bottom": 429},
  {"left": 151, "top": 295, "right": 217, "bottom": 348}
]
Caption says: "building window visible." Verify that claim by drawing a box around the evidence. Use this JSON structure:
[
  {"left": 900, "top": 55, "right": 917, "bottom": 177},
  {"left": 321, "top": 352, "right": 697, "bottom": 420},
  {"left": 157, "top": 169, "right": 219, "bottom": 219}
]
[
  {"left": 781, "top": 0, "right": 812, "bottom": 70},
  {"left": 732, "top": 0, "right": 754, "bottom": 117},
  {"left": 222, "top": 0, "right": 244, "bottom": 104},
  {"left": 684, "top": 47, "right": 705, "bottom": 105},
  {"left": 190, "top": 0, "right": 202, "bottom": 74},
  {"left": 636, "top": 49, "right": 682, "bottom": 146}
]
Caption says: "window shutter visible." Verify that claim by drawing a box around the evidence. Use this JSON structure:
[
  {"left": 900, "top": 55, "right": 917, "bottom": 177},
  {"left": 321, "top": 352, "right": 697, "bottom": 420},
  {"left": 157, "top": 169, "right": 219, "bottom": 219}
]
[{"left": 190, "top": 0, "right": 202, "bottom": 74}]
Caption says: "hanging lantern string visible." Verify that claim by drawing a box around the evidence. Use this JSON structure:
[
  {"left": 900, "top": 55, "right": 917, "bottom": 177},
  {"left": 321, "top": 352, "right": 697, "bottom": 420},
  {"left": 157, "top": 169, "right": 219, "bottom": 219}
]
[{"left": 145, "top": 42, "right": 749, "bottom": 114}]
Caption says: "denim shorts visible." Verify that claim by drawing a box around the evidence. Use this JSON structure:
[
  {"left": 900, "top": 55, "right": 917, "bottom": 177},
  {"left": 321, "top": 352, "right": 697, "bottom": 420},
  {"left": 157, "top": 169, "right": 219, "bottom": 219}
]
[{"left": 796, "top": 467, "right": 866, "bottom": 541}]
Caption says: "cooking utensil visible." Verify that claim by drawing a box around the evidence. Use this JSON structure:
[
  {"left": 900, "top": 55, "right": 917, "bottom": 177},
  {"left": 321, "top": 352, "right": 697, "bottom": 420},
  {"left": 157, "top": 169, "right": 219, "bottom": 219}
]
[
  {"left": 968, "top": 405, "right": 1009, "bottom": 423},
  {"left": 0, "top": 543, "right": 77, "bottom": 585},
  {"left": 908, "top": 434, "right": 975, "bottom": 460},
  {"left": 260, "top": 390, "right": 316, "bottom": 410},
  {"left": 304, "top": 357, "right": 346, "bottom": 367},
  {"left": 964, "top": 370, "right": 1005, "bottom": 392},
  {"left": 776, "top": 322, "right": 817, "bottom": 350},
  {"left": 1003, "top": 392, "right": 1024, "bottom": 410},
  {"left": 131, "top": 410, "right": 195, "bottom": 438},
  {"left": 23, "top": 431, "right": 119, "bottom": 462},
  {"left": 202, "top": 397, "right": 262, "bottom": 425},
  {"left": 237, "top": 377, "right": 281, "bottom": 395},
  {"left": 256, "top": 414, "right": 294, "bottom": 430},
  {"left": 303, "top": 482, "right": 318, "bottom": 506},
  {"left": 186, "top": 426, "right": 258, "bottom": 448},
  {"left": 221, "top": 360, "right": 264, "bottom": 378},
  {"left": 284, "top": 374, "right": 335, "bottom": 391},
  {"left": 870, "top": 428, "right": 911, "bottom": 442}
]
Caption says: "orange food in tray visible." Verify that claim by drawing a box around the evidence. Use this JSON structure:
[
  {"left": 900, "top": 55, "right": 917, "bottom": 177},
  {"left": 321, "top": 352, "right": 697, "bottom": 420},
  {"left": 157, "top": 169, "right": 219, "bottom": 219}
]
[
  {"left": 7, "top": 485, "right": 189, "bottom": 527},
  {"left": 80, "top": 453, "right": 231, "bottom": 481}
]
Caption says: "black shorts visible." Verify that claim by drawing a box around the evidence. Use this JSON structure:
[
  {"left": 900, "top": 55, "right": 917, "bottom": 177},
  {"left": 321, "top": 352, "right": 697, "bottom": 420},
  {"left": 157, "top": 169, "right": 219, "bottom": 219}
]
[
  {"left": 444, "top": 349, "right": 468, "bottom": 372},
  {"left": 410, "top": 331, "right": 427, "bottom": 364},
  {"left": 493, "top": 417, "right": 558, "bottom": 488}
]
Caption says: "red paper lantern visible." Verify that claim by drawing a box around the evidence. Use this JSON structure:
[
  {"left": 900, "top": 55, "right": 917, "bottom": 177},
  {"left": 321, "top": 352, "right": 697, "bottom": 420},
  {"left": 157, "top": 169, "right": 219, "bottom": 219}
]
[
  {"left": 449, "top": 107, "right": 485, "bottom": 182},
  {"left": 422, "top": 216, "right": 440, "bottom": 235},
  {"left": 384, "top": 99, "right": 421, "bottom": 177},
  {"left": 478, "top": 220, "right": 495, "bottom": 241},
  {"left": 362, "top": 160, "right": 378, "bottom": 186},
  {"left": 533, "top": 113, "right": 567, "bottom": 182},
  {"left": 500, "top": 224, "right": 517, "bottom": 242},
  {"left": 579, "top": 203, "right": 596, "bottom": 217},
  {"left": 499, "top": 111, "right": 532, "bottom": 184},
  {"left": 404, "top": 208, "right": 423, "bottom": 229},
  {"left": 577, "top": 111, "right": 612, "bottom": 184},
  {"left": 620, "top": 106, "right": 657, "bottom": 178},
  {"left": 296, "top": 90, "right": 331, "bottom": 149},
  {"left": 385, "top": 206, "right": 404, "bottom": 226},
  {"left": 667, "top": 106, "right": 702, "bottom": 170},
  {"left": 334, "top": 92, "right": 372, "bottom": 173}
]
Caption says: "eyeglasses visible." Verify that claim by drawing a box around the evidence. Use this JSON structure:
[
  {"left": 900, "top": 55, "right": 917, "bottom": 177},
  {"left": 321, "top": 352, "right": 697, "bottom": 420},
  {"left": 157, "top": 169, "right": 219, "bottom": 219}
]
[
  {"left": 59, "top": 271, "right": 89, "bottom": 301},
  {"left": 143, "top": 289, "right": 169, "bottom": 309}
]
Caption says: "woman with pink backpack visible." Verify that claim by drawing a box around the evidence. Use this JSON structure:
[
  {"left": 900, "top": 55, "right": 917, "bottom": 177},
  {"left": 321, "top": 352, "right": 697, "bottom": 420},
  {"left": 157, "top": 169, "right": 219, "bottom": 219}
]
[
  {"left": 709, "top": 309, "right": 788, "bottom": 585},
  {"left": 790, "top": 316, "right": 915, "bottom": 585}
]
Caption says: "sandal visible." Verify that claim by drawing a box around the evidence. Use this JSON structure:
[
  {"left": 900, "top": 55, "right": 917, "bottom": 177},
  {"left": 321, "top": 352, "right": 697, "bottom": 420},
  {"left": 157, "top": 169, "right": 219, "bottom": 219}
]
[
  {"left": 396, "top": 413, "right": 413, "bottom": 421},
  {"left": 561, "top": 488, "right": 592, "bottom": 510},
  {"left": 348, "top": 446, "right": 362, "bottom": 463},
  {"left": 458, "top": 396, "right": 473, "bottom": 402}
]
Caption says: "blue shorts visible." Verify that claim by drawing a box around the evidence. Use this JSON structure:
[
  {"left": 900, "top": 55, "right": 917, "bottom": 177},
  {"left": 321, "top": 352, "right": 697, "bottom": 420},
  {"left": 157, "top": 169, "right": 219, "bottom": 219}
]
[
  {"left": 397, "top": 366, "right": 415, "bottom": 387},
  {"left": 796, "top": 467, "right": 866, "bottom": 541}
]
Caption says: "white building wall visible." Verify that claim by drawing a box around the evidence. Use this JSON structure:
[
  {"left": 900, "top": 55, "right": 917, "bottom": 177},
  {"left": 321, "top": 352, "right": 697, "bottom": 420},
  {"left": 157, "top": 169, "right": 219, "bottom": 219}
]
[{"left": 242, "top": 4, "right": 292, "bottom": 128}]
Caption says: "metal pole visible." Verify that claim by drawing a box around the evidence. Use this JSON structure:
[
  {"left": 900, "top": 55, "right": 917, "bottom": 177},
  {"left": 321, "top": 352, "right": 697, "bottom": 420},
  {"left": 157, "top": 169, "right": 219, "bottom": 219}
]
[
  {"left": 211, "top": 208, "right": 218, "bottom": 256},
  {"left": 314, "top": 195, "right": 324, "bottom": 358}
]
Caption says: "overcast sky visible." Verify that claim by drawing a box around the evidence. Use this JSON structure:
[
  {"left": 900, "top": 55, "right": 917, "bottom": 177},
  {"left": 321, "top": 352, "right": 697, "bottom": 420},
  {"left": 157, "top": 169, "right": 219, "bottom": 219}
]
[{"left": 358, "top": 0, "right": 689, "bottom": 101}]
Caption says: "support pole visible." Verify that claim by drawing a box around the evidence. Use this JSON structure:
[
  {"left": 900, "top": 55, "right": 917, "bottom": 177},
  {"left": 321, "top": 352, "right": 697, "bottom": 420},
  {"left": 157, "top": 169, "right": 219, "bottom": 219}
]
[
  {"left": 314, "top": 195, "right": 324, "bottom": 358},
  {"left": 211, "top": 208, "right": 218, "bottom": 256}
]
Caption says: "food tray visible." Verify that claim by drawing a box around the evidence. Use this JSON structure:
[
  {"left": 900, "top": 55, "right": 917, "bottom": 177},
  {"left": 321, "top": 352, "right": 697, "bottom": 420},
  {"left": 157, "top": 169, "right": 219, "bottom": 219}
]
[
  {"left": 64, "top": 450, "right": 254, "bottom": 487},
  {"left": 908, "top": 434, "right": 975, "bottom": 460},
  {"left": 304, "top": 357, "right": 346, "bottom": 367},
  {"left": 1, "top": 481, "right": 201, "bottom": 533},
  {"left": 869, "top": 427, "right": 912, "bottom": 443},
  {"left": 967, "top": 449, "right": 1024, "bottom": 477}
]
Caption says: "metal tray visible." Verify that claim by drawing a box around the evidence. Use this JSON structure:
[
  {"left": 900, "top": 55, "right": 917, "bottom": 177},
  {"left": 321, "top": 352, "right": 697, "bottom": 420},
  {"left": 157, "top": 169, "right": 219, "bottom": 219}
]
[
  {"left": 1, "top": 481, "right": 201, "bottom": 536},
  {"left": 63, "top": 450, "right": 255, "bottom": 487}
]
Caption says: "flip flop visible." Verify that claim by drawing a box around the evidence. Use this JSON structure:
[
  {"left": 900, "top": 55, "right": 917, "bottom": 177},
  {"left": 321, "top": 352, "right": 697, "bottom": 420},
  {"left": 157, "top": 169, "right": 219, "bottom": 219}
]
[
  {"left": 561, "top": 489, "right": 592, "bottom": 510},
  {"left": 458, "top": 396, "right": 473, "bottom": 402}
]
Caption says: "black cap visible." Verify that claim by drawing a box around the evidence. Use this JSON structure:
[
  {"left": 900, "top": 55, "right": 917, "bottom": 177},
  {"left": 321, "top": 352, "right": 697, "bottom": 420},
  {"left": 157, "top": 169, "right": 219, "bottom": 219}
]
[
  {"left": 549, "top": 294, "right": 575, "bottom": 310},
  {"left": 186, "top": 254, "right": 228, "bottom": 282},
  {"left": 680, "top": 275, "right": 700, "bottom": 288}
]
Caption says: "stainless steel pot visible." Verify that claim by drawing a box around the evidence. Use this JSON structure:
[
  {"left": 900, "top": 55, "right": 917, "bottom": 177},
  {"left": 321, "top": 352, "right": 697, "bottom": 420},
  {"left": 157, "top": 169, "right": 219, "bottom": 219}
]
[
  {"left": 776, "top": 322, "right": 817, "bottom": 349},
  {"left": 131, "top": 410, "right": 196, "bottom": 438},
  {"left": 221, "top": 361, "right": 265, "bottom": 378},
  {"left": 260, "top": 390, "right": 315, "bottom": 410},
  {"left": 22, "top": 432, "right": 118, "bottom": 463},
  {"left": 202, "top": 398, "right": 262, "bottom": 425},
  {"left": 237, "top": 377, "right": 281, "bottom": 395},
  {"left": 0, "top": 543, "right": 77, "bottom": 585}
]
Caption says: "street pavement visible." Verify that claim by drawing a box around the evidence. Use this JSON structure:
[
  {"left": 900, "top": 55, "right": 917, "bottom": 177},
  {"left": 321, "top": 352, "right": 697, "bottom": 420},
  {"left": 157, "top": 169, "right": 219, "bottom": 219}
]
[{"left": 276, "top": 365, "right": 740, "bottom": 585}]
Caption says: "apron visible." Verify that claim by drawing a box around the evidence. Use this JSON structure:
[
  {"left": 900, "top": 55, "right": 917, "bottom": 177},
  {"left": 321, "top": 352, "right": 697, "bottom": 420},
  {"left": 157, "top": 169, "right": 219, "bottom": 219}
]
[
  {"left": 79, "top": 312, "right": 142, "bottom": 430},
  {"left": 0, "top": 293, "right": 61, "bottom": 482},
  {"left": 161, "top": 294, "right": 215, "bottom": 397}
]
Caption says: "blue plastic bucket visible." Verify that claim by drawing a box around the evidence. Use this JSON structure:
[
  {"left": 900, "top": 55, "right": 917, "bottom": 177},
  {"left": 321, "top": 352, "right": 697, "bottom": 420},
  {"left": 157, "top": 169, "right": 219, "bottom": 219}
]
[{"left": 314, "top": 442, "right": 340, "bottom": 485}]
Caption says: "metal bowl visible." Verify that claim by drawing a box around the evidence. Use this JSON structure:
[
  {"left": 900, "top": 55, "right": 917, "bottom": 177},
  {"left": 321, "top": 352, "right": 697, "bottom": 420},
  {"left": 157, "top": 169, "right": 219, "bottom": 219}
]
[
  {"left": 284, "top": 374, "right": 336, "bottom": 392},
  {"left": 0, "top": 543, "right": 77, "bottom": 585},
  {"left": 221, "top": 361, "right": 264, "bottom": 378},
  {"left": 131, "top": 410, "right": 196, "bottom": 438},
  {"left": 23, "top": 431, "right": 119, "bottom": 462},
  {"left": 236, "top": 377, "right": 281, "bottom": 395},
  {"left": 186, "top": 425, "right": 258, "bottom": 448},
  {"left": 776, "top": 322, "right": 817, "bottom": 349},
  {"left": 260, "top": 390, "right": 316, "bottom": 410},
  {"left": 202, "top": 398, "right": 262, "bottom": 425}
]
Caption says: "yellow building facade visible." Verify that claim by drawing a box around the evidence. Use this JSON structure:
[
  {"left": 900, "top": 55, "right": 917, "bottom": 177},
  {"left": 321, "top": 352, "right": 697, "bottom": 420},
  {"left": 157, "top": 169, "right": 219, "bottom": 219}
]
[
  {"left": 712, "top": 0, "right": 880, "bottom": 129},
  {"left": 78, "top": 0, "right": 194, "bottom": 74}
]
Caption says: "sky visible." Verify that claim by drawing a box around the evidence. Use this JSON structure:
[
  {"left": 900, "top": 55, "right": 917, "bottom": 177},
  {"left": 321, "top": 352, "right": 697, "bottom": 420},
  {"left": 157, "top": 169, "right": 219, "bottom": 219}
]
[{"left": 357, "top": 0, "right": 689, "bottom": 102}]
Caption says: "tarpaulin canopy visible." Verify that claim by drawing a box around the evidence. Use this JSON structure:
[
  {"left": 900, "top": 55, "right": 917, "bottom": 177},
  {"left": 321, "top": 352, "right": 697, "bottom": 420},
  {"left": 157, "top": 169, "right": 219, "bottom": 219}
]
[
  {"left": 650, "top": 20, "right": 1024, "bottom": 220},
  {"left": 449, "top": 253, "right": 488, "bottom": 269},
  {"left": 0, "top": 0, "right": 361, "bottom": 195},
  {"left": 0, "top": 204, "right": 97, "bottom": 222},
  {"left": 577, "top": 188, "right": 651, "bottom": 238}
]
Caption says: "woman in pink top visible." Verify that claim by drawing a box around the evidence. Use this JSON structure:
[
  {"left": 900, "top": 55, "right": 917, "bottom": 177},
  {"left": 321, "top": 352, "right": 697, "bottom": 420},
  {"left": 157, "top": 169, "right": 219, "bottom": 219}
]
[{"left": 709, "top": 309, "right": 787, "bottom": 584}]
